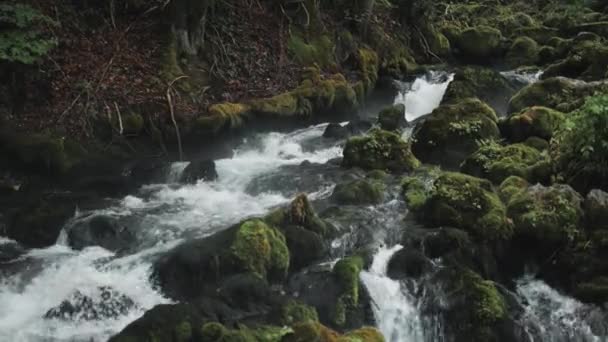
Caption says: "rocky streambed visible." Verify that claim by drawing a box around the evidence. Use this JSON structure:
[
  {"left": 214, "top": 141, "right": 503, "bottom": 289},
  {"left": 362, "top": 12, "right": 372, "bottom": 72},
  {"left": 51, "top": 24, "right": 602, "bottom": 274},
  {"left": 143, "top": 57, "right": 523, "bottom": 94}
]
[{"left": 1, "top": 68, "right": 608, "bottom": 342}]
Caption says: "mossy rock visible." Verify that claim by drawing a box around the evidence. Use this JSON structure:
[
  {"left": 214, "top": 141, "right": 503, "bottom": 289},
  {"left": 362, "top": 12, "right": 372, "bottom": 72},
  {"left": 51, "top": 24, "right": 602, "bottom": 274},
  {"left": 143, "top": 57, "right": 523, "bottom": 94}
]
[
  {"left": 330, "top": 179, "right": 385, "bottom": 205},
  {"left": 265, "top": 193, "right": 331, "bottom": 238},
  {"left": 122, "top": 113, "right": 145, "bottom": 135},
  {"left": 377, "top": 104, "right": 405, "bottom": 131},
  {"left": 461, "top": 141, "right": 550, "bottom": 184},
  {"left": 423, "top": 228, "right": 473, "bottom": 259},
  {"left": 231, "top": 219, "right": 290, "bottom": 280},
  {"left": 441, "top": 67, "right": 517, "bottom": 114},
  {"left": 356, "top": 48, "right": 379, "bottom": 94},
  {"left": 332, "top": 255, "right": 365, "bottom": 327},
  {"left": 292, "top": 73, "right": 358, "bottom": 115},
  {"left": 337, "top": 327, "right": 385, "bottom": 342},
  {"left": 249, "top": 93, "right": 301, "bottom": 117},
  {"left": 283, "top": 225, "right": 326, "bottom": 271},
  {"left": 342, "top": 129, "right": 420, "bottom": 173},
  {"left": 512, "top": 26, "right": 559, "bottom": 45},
  {"left": 200, "top": 322, "right": 291, "bottom": 342},
  {"left": 542, "top": 40, "right": 608, "bottom": 81},
  {"left": 422, "top": 172, "right": 513, "bottom": 242},
  {"left": 506, "top": 184, "right": 583, "bottom": 251},
  {"left": 411, "top": 98, "right": 500, "bottom": 168},
  {"left": 506, "top": 36, "right": 540, "bottom": 68},
  {"left": 498, "top": 176, "right": 529, "bottom": 203},
  {"left": 401, "top": 175, "right": 429, "bottom": 213},
  {"left": 508, "top": 77, "right": 608, "bottom": 113},
  {"left": 523, "top": 136, "right": 550, "bottom": 151},
  {"left": 421, "top": 22, "right": 451, "bottom": 57},
  {"left": 455, "top": 25, "right": 504, "bottom": 62},
  {"left": 288, "top": 31, "right": 335, "bottom": 68},
  {"left": 500, "top": 106, "right": 565, "bottom": 142},
  {"left": 280, "top": 300, "right": 319, "bottom": 326},
  {"left": 585, "top": 190, "right": 608, "bottom": 230},
  {"left": 195, "top": 103, "right": 251, "bottom": 133}
]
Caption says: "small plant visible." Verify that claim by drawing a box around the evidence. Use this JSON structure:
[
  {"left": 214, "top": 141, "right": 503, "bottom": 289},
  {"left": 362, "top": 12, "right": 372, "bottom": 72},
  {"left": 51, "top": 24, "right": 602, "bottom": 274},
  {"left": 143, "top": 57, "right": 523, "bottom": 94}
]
[{"left": 0, "top": 3, "right": 57, "bottom": 64}]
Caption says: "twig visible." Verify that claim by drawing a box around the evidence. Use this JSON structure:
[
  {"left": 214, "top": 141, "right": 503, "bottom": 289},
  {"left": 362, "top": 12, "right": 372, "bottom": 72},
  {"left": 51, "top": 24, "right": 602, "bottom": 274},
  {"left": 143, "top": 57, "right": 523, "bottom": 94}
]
[
  {"left": 114, "top": 101, "right": 124, "bottom": 135},
  {"left": 166, "top": 76, "right": 188, "bottom": 161}
]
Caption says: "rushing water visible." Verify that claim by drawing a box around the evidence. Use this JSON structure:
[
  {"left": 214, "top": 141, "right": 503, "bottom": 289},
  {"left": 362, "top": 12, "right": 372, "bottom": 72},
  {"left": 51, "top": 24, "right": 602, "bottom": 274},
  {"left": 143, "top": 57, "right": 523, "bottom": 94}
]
[{"left": 1, "top": 71, "right": 606, "bottom": 342}]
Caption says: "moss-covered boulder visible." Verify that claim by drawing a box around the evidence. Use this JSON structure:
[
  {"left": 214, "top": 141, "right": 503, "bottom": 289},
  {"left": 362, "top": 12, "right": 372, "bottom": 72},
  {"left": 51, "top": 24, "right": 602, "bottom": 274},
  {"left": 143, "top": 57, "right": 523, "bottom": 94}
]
[
  {"left": 441, "top": 67, "right": 516, "bottom": 114},
  {"left": 551, "top": 94, "right": 608, "bottom": 193},
  {"left": 332, "top": 255, "right": 365, "bottom": 327},
  {"left": 285, "top": 322, "right": 384, "bottom": 342},
  {"left": 154, "top": 219, "right": 289, "bottom": 299},
  {"left": 542, "top": 40, "right": 608, "bottom": 81},
  {"left": 500, "top": 106, "right": 566, "bottom": 142},
  {"left": 461, "top": 141, "right": 551, "bottom": 184},
  {"left": 506, "top": 184, "right": 584, "bottom": 252},
  {"left": 200, "top": 322, "right": 291, "bottom": 341},
  {"left": 421, "top": 172, "right": 513, "bottom": 242},
  {"left": 455, "top": 26, "right": 504, "bottom": 62},
  {"left": 585, "top": 190, "right": 608, "bottom": 230},
  {"left": 498, "top": 176, "right": 529, "bottom": 203},
  {"left": 279, "top": 300, "right": 319, "bottom": 326},
  {"left": 330, "top": 179, "right": 385, "bottom": 205},
  {"left": 402, "top": 175, "right": 430, "bottom": 213},
  {"left": 342, "top": 129, "right": 420, "bottom": 173},
  {"left": 377, "top": 104, "right": 405, "bottom": 131},
  {"left": 506, "top": 36, "right": 540, "bottom": 68},
  {"left": 411, "top": 98, "right": 500, "bottom": 168},
  {"left": 508, "top": 77, "right": 608, "bottom": 113}
]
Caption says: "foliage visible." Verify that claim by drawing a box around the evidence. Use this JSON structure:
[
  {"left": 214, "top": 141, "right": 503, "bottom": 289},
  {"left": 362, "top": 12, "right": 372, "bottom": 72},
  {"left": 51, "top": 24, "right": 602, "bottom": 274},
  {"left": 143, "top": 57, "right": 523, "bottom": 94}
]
[
  {"left": 551, "top": 94, "right": 608, "bottom": 192},
  {"left": 0, "top": 3, "right": 57, "bottom": 64}
]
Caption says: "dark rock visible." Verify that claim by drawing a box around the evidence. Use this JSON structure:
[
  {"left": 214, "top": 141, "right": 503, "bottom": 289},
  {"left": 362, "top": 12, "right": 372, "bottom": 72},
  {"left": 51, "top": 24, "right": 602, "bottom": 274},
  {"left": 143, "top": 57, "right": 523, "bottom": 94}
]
[
  {"left": 585, "top": 189, "right": 608, "bottom": 230},
  {"left": 345, "top": 119, "right": 373, "bottom": 135},
  {"left": 5, "top": 197, "right": 76, "bottom": 248},
  {"left": 283, "top": 225, "right": 326, "bottom": 270},
  {"left": 387, "top": 248, "right": 432, "bottom": 279},
  {"left": 377, "top": 104, "right": 405, "bottom": 131},
  {"left": 0, "top": 237, "right": 25, "bottom": 263},
  {"left": 330, "top": 179, "right": 385, "bottom": 205},
  {"left": 67, "top": 215, "right": 135, "bottom": 252},
  {"left": 128, "top": 158, "right": 170, "bottom": 184},
  {"left": 179, "top": 159, "right": 218, "bottom": 184},
  {"left": 323, "top": 123, "right": 349, "bottom": 139},
  {"left": 45, "top": 286, "right": 137, "bottom": 321}
]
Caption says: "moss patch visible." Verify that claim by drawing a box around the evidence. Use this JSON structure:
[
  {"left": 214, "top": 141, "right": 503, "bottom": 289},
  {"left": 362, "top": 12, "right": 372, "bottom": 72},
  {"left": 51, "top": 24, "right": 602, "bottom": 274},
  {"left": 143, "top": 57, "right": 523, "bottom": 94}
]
[
  {"left": 331, "top": 179, "right": 385, "bottom": 205},
  {"left": 501, "top": 106, "right": 565, "bottom": 142},
  {"left": 343, "top": 129, "right": 420, "bottom": 173}
]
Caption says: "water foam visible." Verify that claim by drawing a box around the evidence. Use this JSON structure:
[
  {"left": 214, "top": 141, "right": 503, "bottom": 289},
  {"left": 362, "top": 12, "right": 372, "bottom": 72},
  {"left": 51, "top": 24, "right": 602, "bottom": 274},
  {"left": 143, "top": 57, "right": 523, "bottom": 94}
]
[{"left": 394, "top": 72, "right": 454, "bottom": 122}]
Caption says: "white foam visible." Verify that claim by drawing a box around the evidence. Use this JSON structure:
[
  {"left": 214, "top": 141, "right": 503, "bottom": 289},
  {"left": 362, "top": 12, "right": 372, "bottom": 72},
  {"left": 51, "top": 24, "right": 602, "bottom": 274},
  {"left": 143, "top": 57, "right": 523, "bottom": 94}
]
[{"left": 394, "top": 72, "right": 454, "bottom": 122}]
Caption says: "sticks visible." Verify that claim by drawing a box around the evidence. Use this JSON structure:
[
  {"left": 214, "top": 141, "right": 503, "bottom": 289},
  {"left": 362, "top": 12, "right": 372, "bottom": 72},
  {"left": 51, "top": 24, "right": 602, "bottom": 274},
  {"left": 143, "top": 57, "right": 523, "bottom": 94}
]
[{"left": 166, "top": 76, "right": 188, "bottom": 162}]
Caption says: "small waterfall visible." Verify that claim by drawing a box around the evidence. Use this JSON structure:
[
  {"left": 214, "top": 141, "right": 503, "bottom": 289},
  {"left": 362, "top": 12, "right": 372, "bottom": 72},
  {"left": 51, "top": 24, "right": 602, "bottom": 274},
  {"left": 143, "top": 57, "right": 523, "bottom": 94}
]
[
  {"left": 165, "top": 162, "right": 190, "bottom": 183},
  {"left": 517, "top": 277, "right": 605, "bottom": 342},
  {"left": 394, "top": 71, "right": 454, "bottom": 122},
  {"left": 360, "top": 245, "right": 428, "bottom": 342}
]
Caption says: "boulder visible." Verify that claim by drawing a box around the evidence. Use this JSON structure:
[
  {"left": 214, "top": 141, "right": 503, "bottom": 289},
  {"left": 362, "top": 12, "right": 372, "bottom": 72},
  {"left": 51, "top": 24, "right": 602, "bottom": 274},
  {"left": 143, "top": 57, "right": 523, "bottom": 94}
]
[
  {"left": 342, "top": 129, "right": 420, "bottom": 173},
  {"left": 507, "top": 184, "right": 584, "bottom": 253},
  {"left": 506, "top": 36, "right": 540, "bottom": 68},
  {"left": 461, "top": 141, "right": 551, "bottom": 184},
  {"left": 377, "top": 104, "right": 405, "bottom": 131},
  {"left": 455, "top": 26, "right": 504, "bottom": 62},
  {"left": 330, "top": 179, "right": 385, "bottom": 205},
  {"left": 323, "top": 123, "right": 349, "bottom": 139},
  {"left": 441, "top": 67, "right": 517, "bottom": 115},
  {"left": 45, "top": 286, "right": 137, "bottom": 321},
  {"left": 179, "top": 159, "right": 218, "bottom": 183},
  {"left": 67, "top": 215, "right": 135, "bottom": 252},
  {"left": 411, "top": 98, "right": 500, "bottom": 168},
  {"left": 283, "top": 225, "right": 326, "bottom": 271},
  {"left": 500, "top": 106, "right": 566, "bottom": 142},
  {"left": 387, "top": 249, "right": 432, "bottom": 279},
  {"left": 542, "top": 40, "right": 608, "bottom": 81},
  {"left": 585, "top": 190, "right": 608, "bottom": 230}
]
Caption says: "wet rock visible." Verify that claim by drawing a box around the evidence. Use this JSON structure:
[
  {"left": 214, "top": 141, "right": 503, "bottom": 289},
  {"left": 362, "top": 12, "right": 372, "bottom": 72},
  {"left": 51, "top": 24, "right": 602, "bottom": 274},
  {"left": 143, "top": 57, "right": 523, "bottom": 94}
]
[
  {"left": 441, "top": 67, "right": 516, "bottom": 115},
  {"left": 507, "top": 184, "right": 583, "bottom": 254},
  {"left": 283, "top": 225, "right": 326, "bottom": 271},
  {"left": 5, "top": 197, "right": 76, "bottom": 248},
  {"left": 128, "top": 158, "right": 170, "bottom": 184},
  {"left": 506, "top": 36, "right": 540, "bottom": 68},
  {"left": 455, "top": 25, "right": 504, "bottom": 62},
  {"left": 45, "top": 286, "right": 137, "bottom": 321},
  {"left": 67, "top": 215, "right": 135, "bottom": 252},
  {"left": 423, "top": 228, "right": 473, "bottom": 260},
  {"left": 461, "top": 141, "right": 550, "bottom": 184},
  {"left": 330, "top": 179, "right": 385, "bottom": 205},
  {"left": 411, "top": 98, "right": 500, "bottom": 169},
  {"left": 345, "top": 119, "right": 373, "bottom": 135},
  {"left": 542, "top": 40, "right": 608, "bottom": 81},
  {"left": 377, "top": 104, "right": 405, "bottom": 131},
  {"left": 585, "top": 190, "right": 608, "bottom": 230},
  {"left": 500, "top": 106, "right": 565, "bottom": 142},
  {"left": 153, "top": 219, "right": 288, "bottom": 300},
  {"left": 179, "top": 159, "right": 217, "bottom": 183},
  {"left": 343, "top": 129, "right": 420, "bottom": 173},
  {"left": 323, "top": 123, "right": 348, "bottom": 139},
  {"left": 508, "top": 77, "right": 608, "bottom": 113},
  {"left": 0, "top": 237, "right": 25, "bottom": 263},
  {"left": 387, "top": 249, "right": 432, "bottom": 279}
]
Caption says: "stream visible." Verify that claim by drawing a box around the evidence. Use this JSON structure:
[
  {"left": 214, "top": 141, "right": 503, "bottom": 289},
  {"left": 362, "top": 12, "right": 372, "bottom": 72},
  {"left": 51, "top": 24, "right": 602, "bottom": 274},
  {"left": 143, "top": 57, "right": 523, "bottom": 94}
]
[{"left": 0, "top": 71, "right": 606, "bottom": 342}]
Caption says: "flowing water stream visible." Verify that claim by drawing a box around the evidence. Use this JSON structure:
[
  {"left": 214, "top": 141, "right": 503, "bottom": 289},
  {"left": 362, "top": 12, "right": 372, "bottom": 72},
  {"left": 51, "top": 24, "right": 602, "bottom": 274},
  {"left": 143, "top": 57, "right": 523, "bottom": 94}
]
[{"left": 0, "top": 71, "right": 605, "bottom": 342}]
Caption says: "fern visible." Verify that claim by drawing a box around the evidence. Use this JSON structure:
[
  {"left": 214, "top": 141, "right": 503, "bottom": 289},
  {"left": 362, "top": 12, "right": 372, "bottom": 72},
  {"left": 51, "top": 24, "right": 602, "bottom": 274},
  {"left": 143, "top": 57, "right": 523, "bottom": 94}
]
[{"left": 0, "top": 3, "right": 57, "bottom": 64}]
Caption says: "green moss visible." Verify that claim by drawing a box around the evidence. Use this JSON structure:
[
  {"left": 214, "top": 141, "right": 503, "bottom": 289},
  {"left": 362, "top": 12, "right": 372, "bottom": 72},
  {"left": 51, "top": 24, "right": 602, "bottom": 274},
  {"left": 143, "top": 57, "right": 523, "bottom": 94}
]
[
  {"left": 412, "top": 98, "right": 500, "bottom": 168},
  {"left": 377, "top": 104, "right": 405, "bottom": 131},
  {"left": 543, "top": 40, "right": 608, "bottom": 81},
  {"left": 231, "top": 219, "right": 289, "bottom": 280},
  {"left": 506, "top": 36, "right": 540, "bottom": 68},
  {"left": 332, "top": 255, "right": 364, "bottom": 326},
  {"left": 425, "top": 172, "right": 512, "bottom": 241},
  {"left": 337, "top": 327, "right": 385, "bottom": 342},
  {"left": 195, "top": 103, "right": 251, "bottom": 133},
  {"left": 280, "top": 300, "right": 319, "bottom": 325},
  {"left": 331, "top": 179, "right": 385, "bottom": 205},
  {"left": 160, "top": 31, "right": 184, "bottom": 83},
  {"left": 288, "top": 31, "right": 335, "bottom": 68},
  {"left": 357, "top": 48, "right": 379, "bottom": 94},
  {"left": 342, "top": 129, "right": 420, "bottom": 173},
  {"left": 122, "top": 113, "right": 144, "bottom": 135},
  {"left": 249, "top": 93, "right": 300, "bottom": 117},
  {"left": 498, "top": 176, "right": 529, "bottom": 203},
  {"left": 201, "top": 322, "right": 291, "bottom": 342},
  {"left": 461, "top": 140, "right": 549, "bottom": 184},
  {"left": 285, "top": 322, "right": 339, "bottom": 342},
  {"left": 173, "top": 321, "right": 192, "bottom": 342},
  {"left": 202, "top": 322, "right": 227, "bottom": 341},
  {"left": 455, "top": 25, "right": 503, "bottom": 61},
  {"left": 401, "top": 176, "right": 429, "bottom": 212},
  {"left": 507, "top": 184, "right": 583, "bottom": 248},
  {"left": 442, "top": 67, "right": 516, "bottom": 106},
  {"left": 465, "top": 270, "right": 506, "bottom": 324}
]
